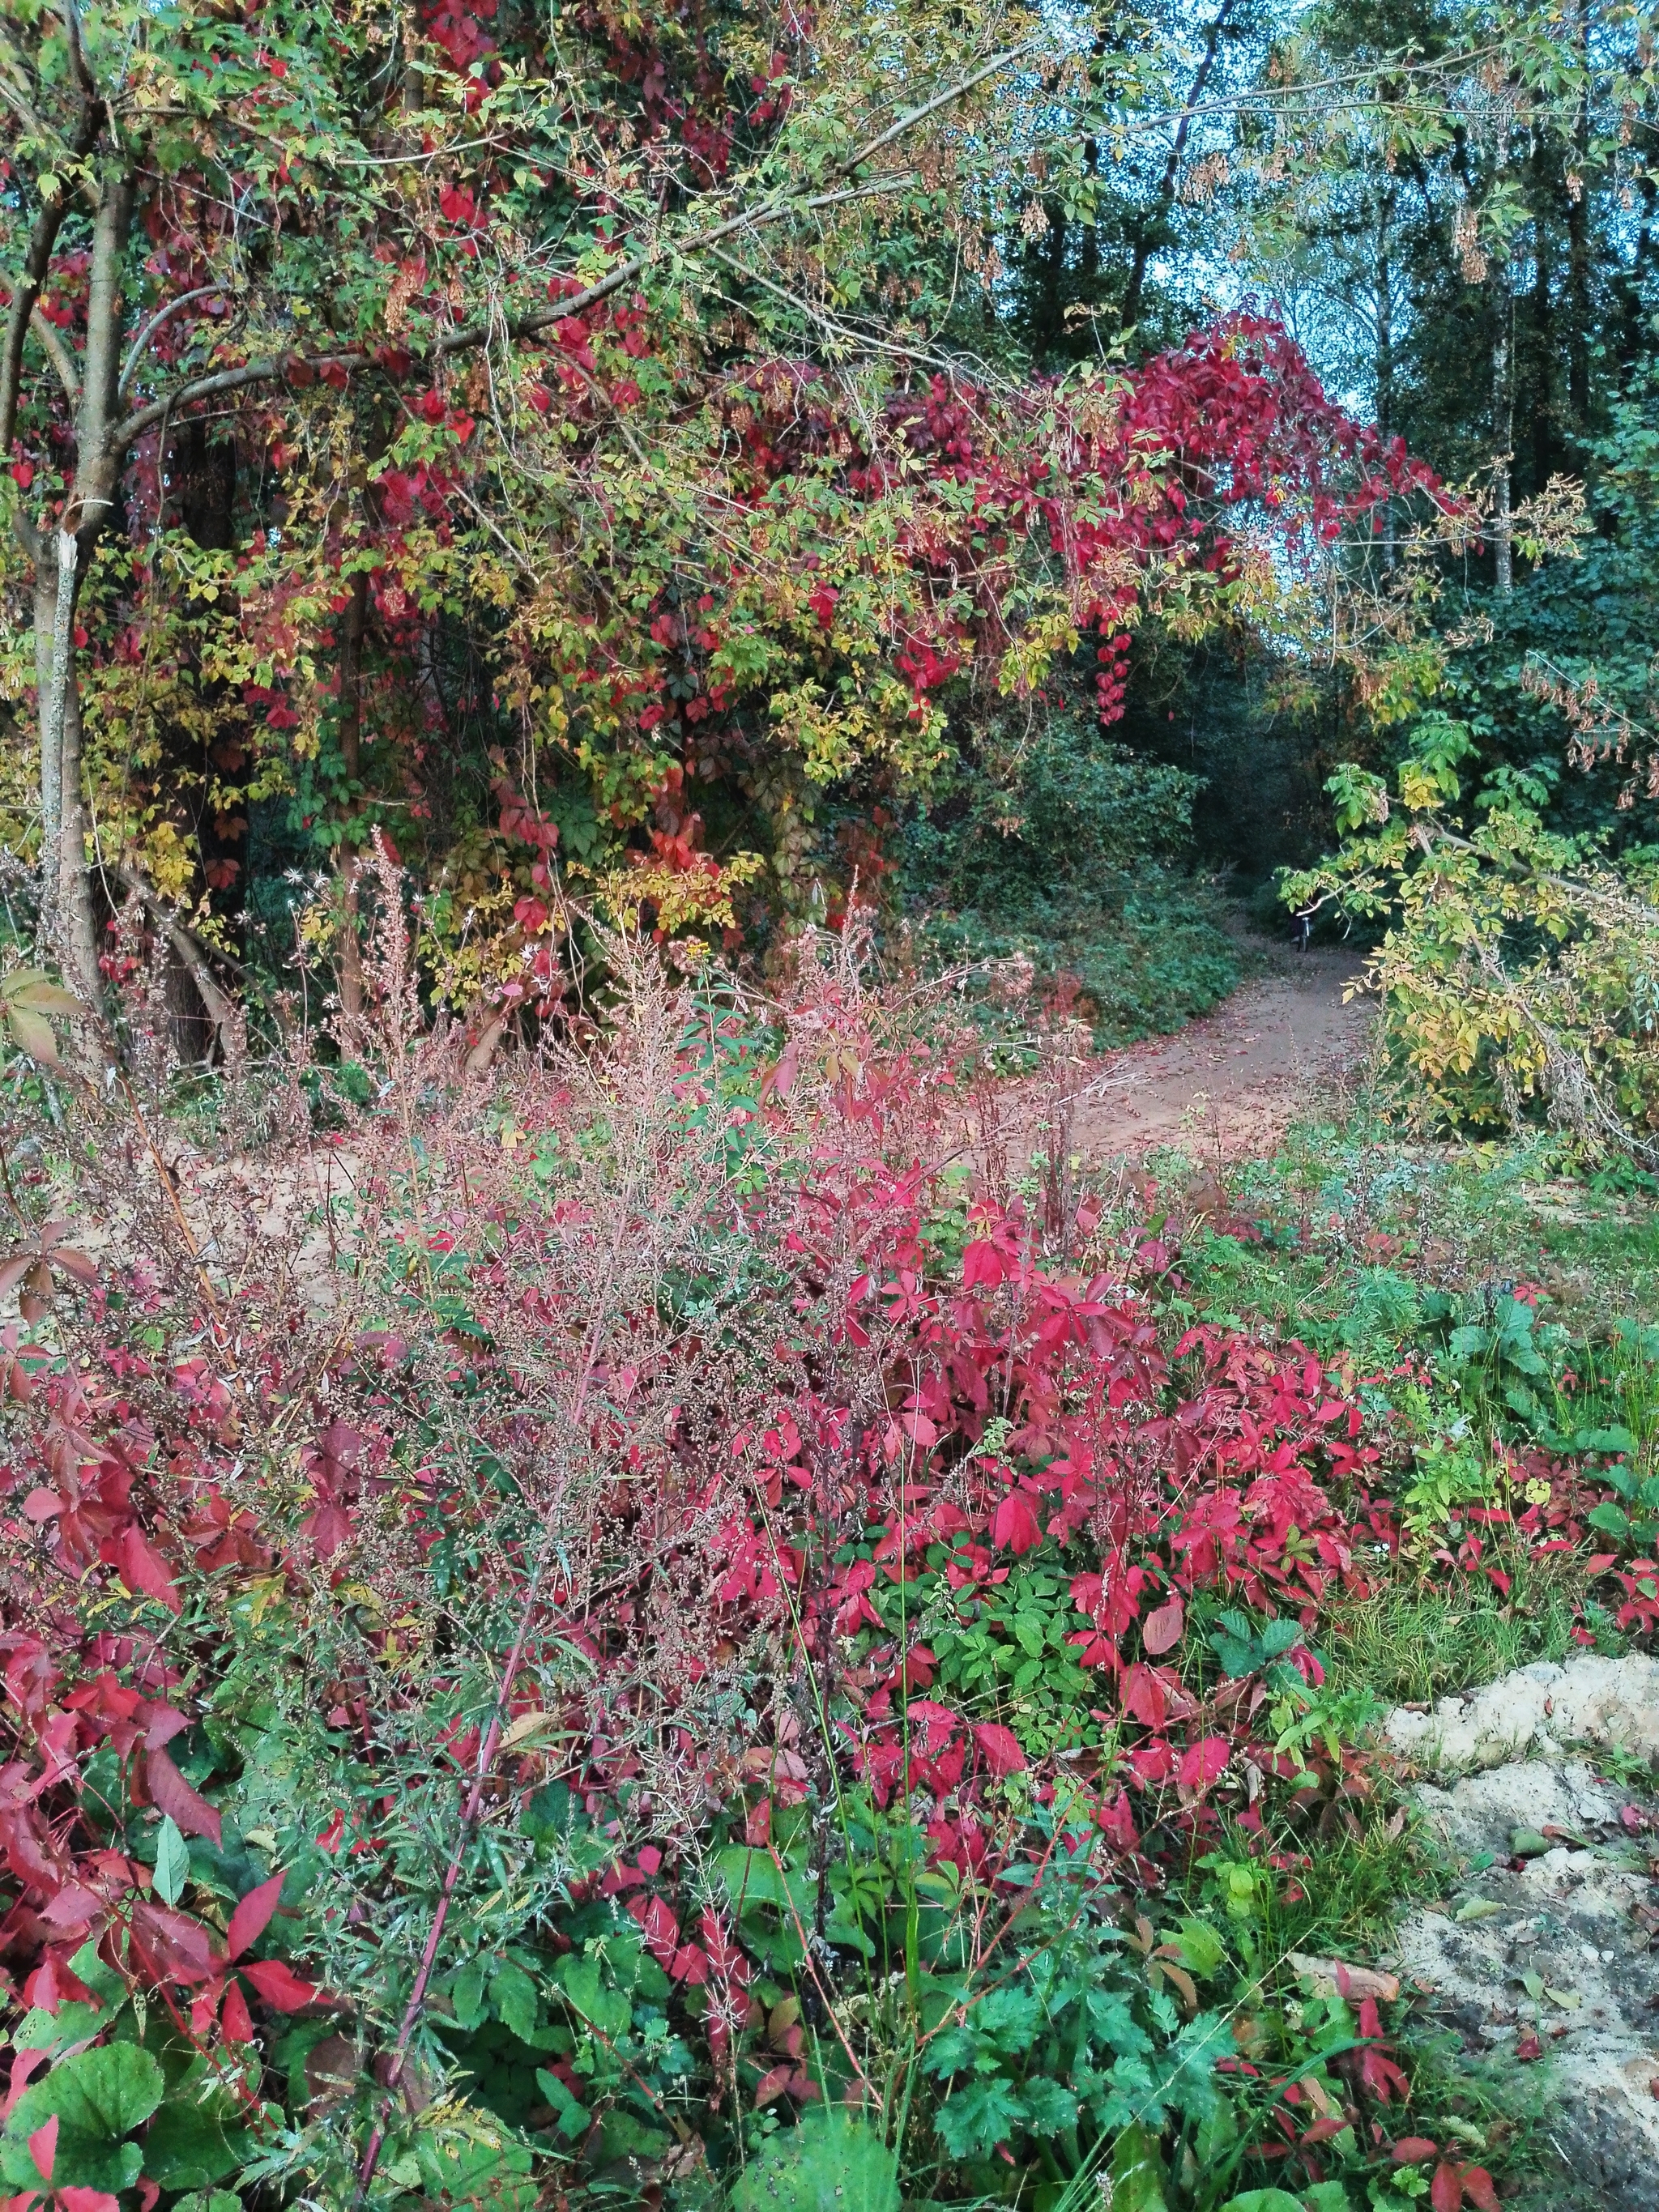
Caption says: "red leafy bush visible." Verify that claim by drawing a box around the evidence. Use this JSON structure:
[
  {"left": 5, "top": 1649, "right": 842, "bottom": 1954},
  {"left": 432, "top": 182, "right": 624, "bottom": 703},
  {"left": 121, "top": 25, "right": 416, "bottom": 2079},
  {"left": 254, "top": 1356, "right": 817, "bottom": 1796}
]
[{"left": 0, "top": 927, "right": 1508, "bottom": 2201}]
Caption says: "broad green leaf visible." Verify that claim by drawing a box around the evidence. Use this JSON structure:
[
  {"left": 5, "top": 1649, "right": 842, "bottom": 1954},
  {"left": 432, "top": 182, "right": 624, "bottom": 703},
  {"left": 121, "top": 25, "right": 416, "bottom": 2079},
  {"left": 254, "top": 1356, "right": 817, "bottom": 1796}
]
[
  {"left": 732, "top": 2108, "right": 899, "bottom": 2212},
  {"left": 534, "top": 2069, "right": 588, "bottom": 2142},
  {"left": 5, "top": 972, "right": 80, "bottom": 1013},
  {"left": 553, "top": 1954, "right": 630, "bottom": 2040},
  {"left": 489, "top": 1959, "right": 541, "bottom": 2043},
  {"left": 2, "top": 2044, "right": 164, "bottom": 2193},
  {"left": 448, "top": 1957, "right": 488, "bottom": 2030},
  {"left": 143, "top": 2077, "right": 250, "bottom": 2191}
]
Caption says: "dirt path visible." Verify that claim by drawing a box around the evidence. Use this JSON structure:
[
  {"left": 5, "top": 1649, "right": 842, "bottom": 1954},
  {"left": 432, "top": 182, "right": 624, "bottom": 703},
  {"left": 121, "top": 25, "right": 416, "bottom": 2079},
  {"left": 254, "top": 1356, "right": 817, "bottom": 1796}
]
[{"left": 1064, "top": 941, "right": 1375, "bottom": 1162}]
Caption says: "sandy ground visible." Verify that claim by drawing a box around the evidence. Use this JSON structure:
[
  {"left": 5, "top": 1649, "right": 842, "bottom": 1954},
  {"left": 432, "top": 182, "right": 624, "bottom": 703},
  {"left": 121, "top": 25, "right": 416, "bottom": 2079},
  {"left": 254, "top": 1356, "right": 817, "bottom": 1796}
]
[{"left": 1060, "top": 941, "right": 1377, "bottom": 1163}]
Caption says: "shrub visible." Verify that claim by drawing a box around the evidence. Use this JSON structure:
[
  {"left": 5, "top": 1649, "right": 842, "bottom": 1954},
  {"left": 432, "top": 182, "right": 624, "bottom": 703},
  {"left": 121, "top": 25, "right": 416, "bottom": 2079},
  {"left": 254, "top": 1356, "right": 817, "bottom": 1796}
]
[{"left": 0, "top": 918, "right": 1546, "bottom": 2210}]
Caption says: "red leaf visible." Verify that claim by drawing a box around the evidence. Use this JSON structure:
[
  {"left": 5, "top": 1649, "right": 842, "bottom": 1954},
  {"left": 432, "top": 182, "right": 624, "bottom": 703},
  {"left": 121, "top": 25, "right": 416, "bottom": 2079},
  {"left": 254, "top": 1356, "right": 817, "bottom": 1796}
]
[
  {"left": 220, "top": 1978, "right": 254, "bottom": 2043},
  {"left": 753, "top": 2062, "right": 795, "bottom": 2108},
  {"left": 1431, "top": 2163, "right": 1465, "bottom": 2212},
  {"left": 28, "top": 2115, "right": 58, "bottom": 2183},
  {"left": 227, "top": 1872, "right": 286, "bottom": 1961},
  {"left": 144, "top": 1748, "right": 222, "bottom": 1844},
  {"left": 962, "top": 1240, "right": 1007, "bottom": 1289},
  {"left": 117, "top": 1524, "right": 181, "bottom": 1614},
  {"left": 57, "top": 2191, "right": 122, "bottom": 2212},
  {"left": 990, "top": 1491, "right": 1043, "bottom": 1555},
  {"left": 5, "top": 2048, "right": 49, "bottom": 2122},
  {"left": 1459, "top": 2168, "right": 1500, "bottom": 2212},
  {"left": 1176, "top": 1736, "right": 1229, "bottom": 1789},
  {"left": 971, "top": 1722, "right": 1026, "bottom": 1777},
  {"left": 240, "top": 1957, "right": 318, "bottom": 2011},
  {"left": 1142, "top": 1595, "right": 1183, "bottom": 1654},
  {"left": 1392, "top": 2139, "right": 1439, "bottom": 2163}
]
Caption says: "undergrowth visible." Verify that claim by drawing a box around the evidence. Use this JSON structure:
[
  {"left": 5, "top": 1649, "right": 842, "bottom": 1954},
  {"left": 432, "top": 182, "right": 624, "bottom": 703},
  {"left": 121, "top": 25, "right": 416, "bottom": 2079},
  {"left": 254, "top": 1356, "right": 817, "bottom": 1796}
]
[{"left": 1, "top": 908, "right": 1654, "bottom": 2212}]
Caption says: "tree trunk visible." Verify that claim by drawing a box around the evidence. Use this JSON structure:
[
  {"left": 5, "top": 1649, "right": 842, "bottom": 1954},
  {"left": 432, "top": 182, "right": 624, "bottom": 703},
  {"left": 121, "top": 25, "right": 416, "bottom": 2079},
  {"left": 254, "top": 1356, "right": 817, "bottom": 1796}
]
[
  {"left": 1491, "top": 292, "right": 1512, "bottom": 595},
  {"left": 1121, "top": 0, "right": 1237, "bottom": 333},
  {"left": 1565, "top": 0, "right": 1592, "bottom": 429},
  {"left": 1375, "top": 186, "right": 1396, "bottom": 571},
  {"left": 35, "top": 531, "right": 103, "bottom": 1008},
  {"left": 34, "top": 169, "right": 135, "bottom": 1025},
  {"left": 1529, "top": 214, "right": 1554, "bottom": 491}
]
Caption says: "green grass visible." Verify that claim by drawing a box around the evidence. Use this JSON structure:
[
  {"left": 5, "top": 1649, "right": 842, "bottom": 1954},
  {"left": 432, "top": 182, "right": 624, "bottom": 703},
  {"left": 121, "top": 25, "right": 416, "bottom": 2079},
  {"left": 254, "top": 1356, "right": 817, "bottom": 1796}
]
[{"left": 1319, "top": 1566, "right": 1589, "bottom": 1707}]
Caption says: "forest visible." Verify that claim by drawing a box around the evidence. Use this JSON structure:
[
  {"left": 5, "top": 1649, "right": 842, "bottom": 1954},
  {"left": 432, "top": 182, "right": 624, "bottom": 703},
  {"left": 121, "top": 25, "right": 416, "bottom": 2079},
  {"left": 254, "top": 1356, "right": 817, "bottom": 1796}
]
[{"left": 3, "top": 1, "right": 1659, "bottom": 2210}]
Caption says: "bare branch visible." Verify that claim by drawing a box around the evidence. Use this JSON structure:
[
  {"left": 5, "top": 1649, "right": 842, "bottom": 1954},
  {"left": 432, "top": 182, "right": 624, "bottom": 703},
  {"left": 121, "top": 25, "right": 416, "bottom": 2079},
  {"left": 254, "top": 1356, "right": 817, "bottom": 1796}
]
[
  {"left": 829, "top": 40, "right": 1038, "bottom": 178},
  {"left": 59, "top": 0, "right": 95, "bottom": 105},
  {"left": 117, "top": 286, "right": 226, "bottom": 398},
  {"left": 1, "top": 196, "right": 73, "bottom": 458},
  {"left": 107, "top": 863, "right": 245, "bottom": 1055}
]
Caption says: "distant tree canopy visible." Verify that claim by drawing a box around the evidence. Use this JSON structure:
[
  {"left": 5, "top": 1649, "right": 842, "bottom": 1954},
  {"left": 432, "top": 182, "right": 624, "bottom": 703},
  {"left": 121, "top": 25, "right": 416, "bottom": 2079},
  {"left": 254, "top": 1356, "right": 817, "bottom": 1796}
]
[{"left": 0, "top": 0, "right": 1651, "bottom": 1049}]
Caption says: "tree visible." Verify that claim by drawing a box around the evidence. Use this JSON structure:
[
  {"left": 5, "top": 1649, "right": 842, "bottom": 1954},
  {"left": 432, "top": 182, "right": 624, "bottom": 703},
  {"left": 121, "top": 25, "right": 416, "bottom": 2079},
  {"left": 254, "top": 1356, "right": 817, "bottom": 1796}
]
[{"left": 0, "top": 0, "right": 1596, "bottom": 1047}]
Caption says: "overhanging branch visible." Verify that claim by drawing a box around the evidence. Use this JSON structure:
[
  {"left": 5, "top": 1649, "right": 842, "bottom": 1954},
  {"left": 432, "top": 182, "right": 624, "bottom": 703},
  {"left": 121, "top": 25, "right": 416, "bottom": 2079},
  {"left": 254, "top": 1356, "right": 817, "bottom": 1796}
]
[{"left": 107, "top": 39, "right": 1038, "bottom": 462}]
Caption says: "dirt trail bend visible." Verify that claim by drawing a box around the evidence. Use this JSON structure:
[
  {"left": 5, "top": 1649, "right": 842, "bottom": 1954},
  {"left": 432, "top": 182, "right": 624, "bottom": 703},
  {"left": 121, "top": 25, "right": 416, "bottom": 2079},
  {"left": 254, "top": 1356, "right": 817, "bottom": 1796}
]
[{"left": 1064, "top": 942, "right": 1375, "bottom": 1163}]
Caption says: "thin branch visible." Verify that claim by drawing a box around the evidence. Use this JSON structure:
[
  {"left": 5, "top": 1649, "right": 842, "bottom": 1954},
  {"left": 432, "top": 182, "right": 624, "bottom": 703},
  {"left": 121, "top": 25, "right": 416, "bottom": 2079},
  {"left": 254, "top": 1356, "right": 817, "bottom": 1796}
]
[
  {"left": 102, "top": 34, "right": 1027, "bottom": 463},
  {"left": 830, "top": 40, "right": 1036, "bottom": 177},
  {"left": 60, "top": 0, "right": 95, "bottom": 104},
  {"left": 1, "top": 197, "right": 73, "bottom": 456},
  {"left": 110, "top": 184, "right": 900, "bottom": 457},
  {"left": 118, "top": 285, "right": 225, "bottom": 398}
]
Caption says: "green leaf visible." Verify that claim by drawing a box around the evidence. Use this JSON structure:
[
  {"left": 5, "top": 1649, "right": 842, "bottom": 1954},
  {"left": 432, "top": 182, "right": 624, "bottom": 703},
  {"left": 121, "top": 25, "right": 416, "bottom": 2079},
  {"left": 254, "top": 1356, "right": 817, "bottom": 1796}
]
[
  {"left": 1578, "top": 1426, "right": 1638, "bottom": 1455},
  {"left": 1107, "top": 2121, "right": 1168, "bottom": 2212},
  {"left": 1013, "top": 1613, "right": 1047, "bottom": 1658},
  {"left": 1217, "top": 2194, "right": 1307, "bottom": 2212},
  {"left": 414, "top": 2129, "right": 535, "bottom": 2212},
  {"left": 1587, "top": 1502, "right": 1632, "bottom": 1537},
  {"left": 553, "top": 1954, "right": 630, "bottom": 2040},
  {"left": 4, "top": 971, "right": 81, "bottom": 1014},
  {"left": 933, "top": 2075, "right": 1028, "bottom": 2161},
  {"left": 490, "top": 1960, "right": 541, "bottom": 2044},
  {"left": 143, "top": 2083, "right": 250, "bottom": 2189},
  {"left": 6, "top": 1007, "right": 60, "bottom": 1066},
  {"left": 732, "top": 2108, "right": 898, "bottom": 2212},
  {"left": 534, "top": 2069, "right": 588, "bottom": 2142},
  {"left": 154, "top": 1815, "right": 190, "bottom": 1907},
  {"left": 449, "top": 1957, "right": 488, "bottom": 2031},
  {"left": 2, "top": 2044, "right": 164, "bottom": 2193},
  {"left": 1021, "top": 2076, "right": 1079, "bottom": 2137},
  {"left": 1168, "top": 1917, "right": 1227, "bottom": 1977},
  {"left": 13, "top": 2002, "right": 107, "bottom": 2056}
]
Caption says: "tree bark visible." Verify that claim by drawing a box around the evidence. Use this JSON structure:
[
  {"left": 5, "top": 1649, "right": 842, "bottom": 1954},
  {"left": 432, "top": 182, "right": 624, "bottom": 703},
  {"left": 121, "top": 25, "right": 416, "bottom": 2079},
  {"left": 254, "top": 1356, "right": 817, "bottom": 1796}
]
[
  {"left": 1375, "top": 185, "right": 1396, "bottom": 571},
  {"left": 1491, "top": 290, "right": 1513, "bottom": 595},
  {"left": 33, "top": 168, "right": 136, "bottom": 1019},
  {"left": 1565, "top": 0, "right": 1593, "bottom": 429}
]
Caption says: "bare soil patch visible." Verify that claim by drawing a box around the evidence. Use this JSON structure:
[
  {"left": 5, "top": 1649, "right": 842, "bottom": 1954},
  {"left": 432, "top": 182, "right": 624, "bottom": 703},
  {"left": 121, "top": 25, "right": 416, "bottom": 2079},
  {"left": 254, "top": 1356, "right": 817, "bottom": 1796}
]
[{"left": 1064, "top": 940, "right": 1375, "bottom": 1162}]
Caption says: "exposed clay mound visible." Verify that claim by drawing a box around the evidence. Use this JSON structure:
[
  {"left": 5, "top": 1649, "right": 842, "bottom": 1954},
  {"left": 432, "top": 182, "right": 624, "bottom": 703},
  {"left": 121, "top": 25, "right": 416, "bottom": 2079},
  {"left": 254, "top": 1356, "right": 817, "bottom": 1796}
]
[
  {"left": 1384, "top": 1660, "right": 1659, "bottom": 2210},
  {"left": 1386, "top": 1654, "right": 1659, "bottom": 1778}
]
